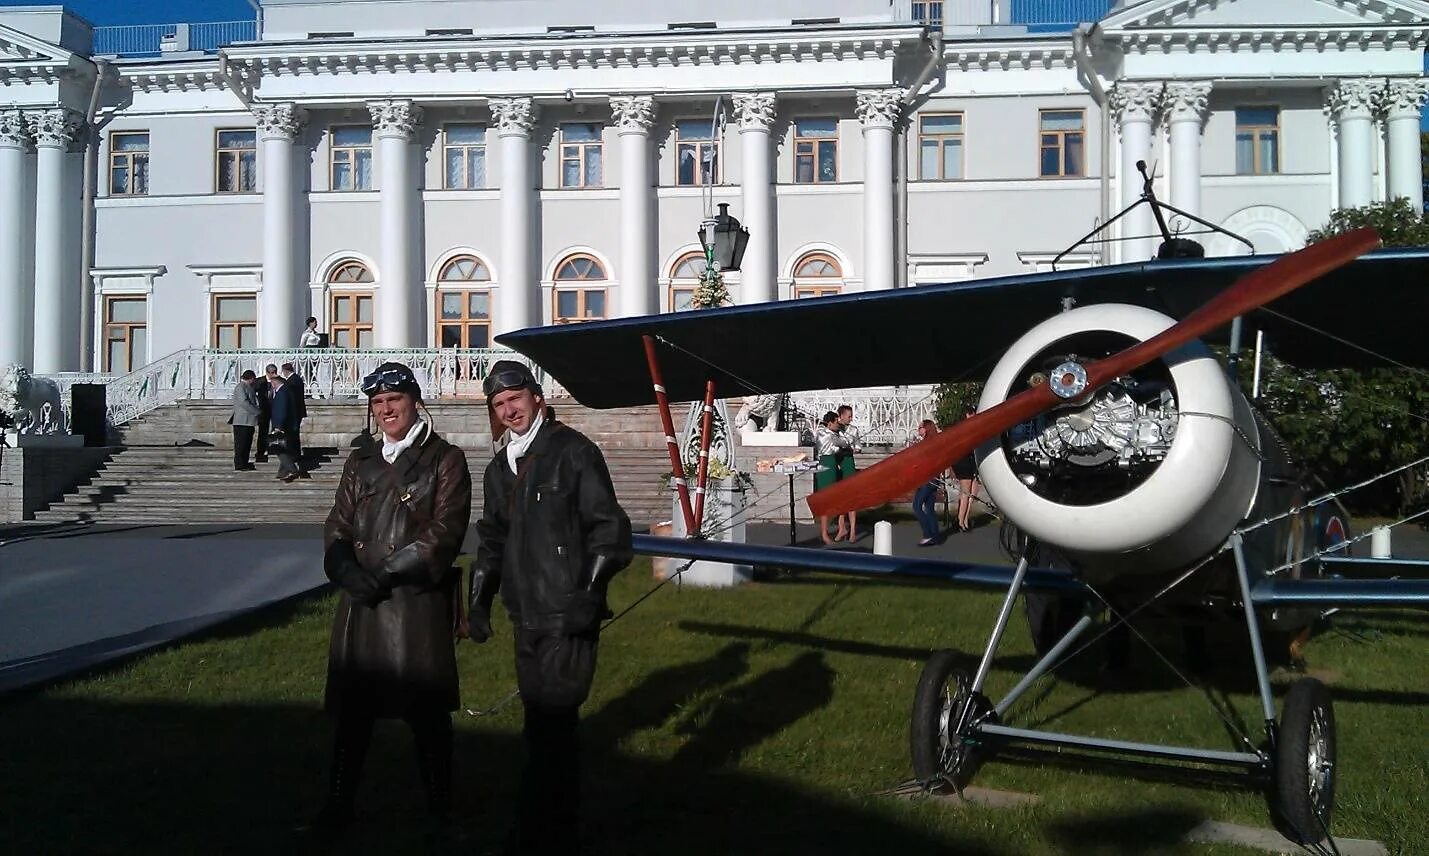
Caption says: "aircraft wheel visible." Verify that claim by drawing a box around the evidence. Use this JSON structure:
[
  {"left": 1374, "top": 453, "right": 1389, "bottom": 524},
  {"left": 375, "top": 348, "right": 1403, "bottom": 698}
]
[
  {"left": 1272, "top": 677, "right": 1337, "bottom": 844},
  {"left": 910, "top": 651, "right": 992, "bottom": 789}
]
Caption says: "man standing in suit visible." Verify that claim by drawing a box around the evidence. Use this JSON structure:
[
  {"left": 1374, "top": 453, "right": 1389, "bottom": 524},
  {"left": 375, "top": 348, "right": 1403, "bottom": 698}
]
[
  {"left": 231, "top": 370, "right": 260, "bottom": 471},
  {"left": 270, "top": 373, "right": 303, "bottom": 482},
  {"left": 281, "top": 362, "right": 307, "bottom": 465},
  {"left": 254, "top": 363, "right": 278, "bottom": 463}
]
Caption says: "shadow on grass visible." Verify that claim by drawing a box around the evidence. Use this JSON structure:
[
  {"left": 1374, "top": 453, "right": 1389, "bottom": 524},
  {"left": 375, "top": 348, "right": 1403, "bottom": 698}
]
[{"left": 1043, "top": 805, "right": 1207, "bottom": 855}]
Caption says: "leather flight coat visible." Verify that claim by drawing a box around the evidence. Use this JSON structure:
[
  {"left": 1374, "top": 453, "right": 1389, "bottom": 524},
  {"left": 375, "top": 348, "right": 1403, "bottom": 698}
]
[{"left": 322, "top": 427, "right": 472, "bottom": 716}]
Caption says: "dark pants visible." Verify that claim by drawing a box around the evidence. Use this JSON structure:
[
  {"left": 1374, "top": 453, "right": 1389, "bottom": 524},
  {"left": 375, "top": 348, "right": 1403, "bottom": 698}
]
[
  {"left": 290, "top": 426, "right": 304, "bottom": 462},
  {"left": 232, "top": 425, "right": 254, "bottom": 469},
  {"left": 327, "top": 705, "right": 453, "bottom": 819},
  {"left": 913, "top": 482, "right": 940, "bottom": 540},
  {"left": 255, "top": 416, "right": 270, "bottom": 461},
  {"left": 510, "top": 628, "right": 598, "bottom": 853}
]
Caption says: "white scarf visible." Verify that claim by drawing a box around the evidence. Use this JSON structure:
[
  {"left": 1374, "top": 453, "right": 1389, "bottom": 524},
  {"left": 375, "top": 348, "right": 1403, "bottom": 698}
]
[
  {"left": 381, "top": 419, "right": 428, "bottom": 464},
  {"left": 505, "top": 408, "right": 546, "bottom": 473}
]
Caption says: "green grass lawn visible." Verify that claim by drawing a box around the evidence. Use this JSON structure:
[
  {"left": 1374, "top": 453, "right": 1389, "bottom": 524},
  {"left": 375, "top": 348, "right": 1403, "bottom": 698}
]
[{"left": 2, "top": 560, "right": 1425, "bottom": 855}]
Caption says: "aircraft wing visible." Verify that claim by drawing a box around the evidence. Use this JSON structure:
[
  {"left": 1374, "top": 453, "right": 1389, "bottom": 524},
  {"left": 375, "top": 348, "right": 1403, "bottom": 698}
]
[{"left": 498, "top": 249, "right": 1429, "bottom": 409}]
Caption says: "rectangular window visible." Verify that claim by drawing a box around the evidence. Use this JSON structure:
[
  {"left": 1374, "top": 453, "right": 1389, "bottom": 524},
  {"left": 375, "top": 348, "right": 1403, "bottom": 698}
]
[
  {"left": 669, "top": 286, "right": 696, "bottom": 312},
  {"left": 437, "top": 290, "right": 492, "bottom": 348},
  {"left": 211, "top": 294, "right": 257, "bottom": 349},
  {"left": 1235, "top": 107, "right": 1280, "bottom": 175},
  {"left": 554, "top": 289, "right": 607, "bottom": 322},
  {"left": 330, "top": 292, "right": 374, "bottom": 348},
  {"left": 559, "top": 123, "right": 604, "bottom": 188},
  {"left": 103, "top": 297, "right": 147, "bottom": 372},
  {"left": 215, "top": 129, "right": 257, "bottom": 193},
  {"left": 794, "top": 118, "right": 838, "bottom": 184},
  {"left": 919, "top": 113, "right": 964, "bottom": 180},
  {"left": 675, "top": 119, "right": 720, "bottom": 186},
  {"left": 443, "top": 124, "right": 487, "bottom": 189},
  {"left": 109, "top": 131, "right": 150, "bottom": 196},
  {"left": 329, "top": 126, "right": 373, "bottom": 191},
  {"left": 794, "top": 285, "right": 841, "bottom": 299},
  {"left": 1039, "top": 109, "right": 1085, "bottom": 177},
  {"left": 912, "top": 1, "right": 944, "bottom": 26}
]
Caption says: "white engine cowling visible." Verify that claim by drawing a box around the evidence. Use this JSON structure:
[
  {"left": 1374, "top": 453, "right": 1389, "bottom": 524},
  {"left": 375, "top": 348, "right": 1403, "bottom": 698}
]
[{"left": 976, "top": 304, "right": 1263, "bottom": 579}]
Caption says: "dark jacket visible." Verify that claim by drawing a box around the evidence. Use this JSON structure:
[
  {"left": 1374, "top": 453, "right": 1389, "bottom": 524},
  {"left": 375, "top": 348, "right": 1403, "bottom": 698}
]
[
  {"left": 270, "top": 382, "right": 300, "bottom": 432},
  {"left": 322, "top": 427, "right": 472, "bottom": 716},
  {"left": 285, "top": 372, "right": 308, "bottom": 419},
  {"left": 254, "top": 376, "right": 273, "bottom": 416},
  {"left": 475, "top": 417, "right": 633, "bottom": 634}
]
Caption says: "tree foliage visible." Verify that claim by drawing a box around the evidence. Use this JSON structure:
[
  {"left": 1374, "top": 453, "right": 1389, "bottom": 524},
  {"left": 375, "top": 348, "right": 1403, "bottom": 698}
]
[
  {"left": 931, "top": 381, "right": 982, "bottom": 429},
  {"left": 1305, "top": 197, "right": 1429, "bottom": 246}
]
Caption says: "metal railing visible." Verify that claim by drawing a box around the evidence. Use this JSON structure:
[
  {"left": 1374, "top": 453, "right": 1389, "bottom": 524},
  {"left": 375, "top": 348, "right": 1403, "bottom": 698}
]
[
  {"left": 1010, "top": 0, "right": 1114, "bottom": 25},
  {"left": 91, "top": 20, "right": 257, "bottom": 57}
]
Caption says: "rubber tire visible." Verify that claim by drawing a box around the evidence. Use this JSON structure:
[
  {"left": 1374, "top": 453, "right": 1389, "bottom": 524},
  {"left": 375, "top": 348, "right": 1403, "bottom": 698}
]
[
  {"left": 1273, "top": 677, "right": 1337, "bottom": 845},
  {"left": 910, "top": 651, "right": 973, "bottom": 786}
]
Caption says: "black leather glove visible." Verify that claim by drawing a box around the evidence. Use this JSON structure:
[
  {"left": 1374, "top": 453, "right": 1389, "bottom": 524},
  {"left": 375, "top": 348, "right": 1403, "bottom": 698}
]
[
  {"left": 467, "top": 566, "right": 498, "bottom": 643},
  {"left": 339, "top": 562, "right": 390, "bottom": 607},
  {"left": 561, "top": 588, "right": 611, "bottom": 636}
]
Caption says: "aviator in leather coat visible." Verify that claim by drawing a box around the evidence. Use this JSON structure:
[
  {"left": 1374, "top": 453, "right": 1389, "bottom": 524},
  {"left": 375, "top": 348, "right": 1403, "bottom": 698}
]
[
  {"left": 474, "top": 416, "right": 633, "bottom": 634},
  {"left": 322, "top": 427, "right": 472, "bottom": 716}
]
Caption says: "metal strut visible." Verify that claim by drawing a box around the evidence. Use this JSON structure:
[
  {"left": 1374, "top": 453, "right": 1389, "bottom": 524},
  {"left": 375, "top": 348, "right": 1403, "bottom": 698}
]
[
  {"left": 693, "top": 380, "right": 716, "bottom": 529},
  {"left": 643, "top": 334, "right": 698, "bottom": 536}
]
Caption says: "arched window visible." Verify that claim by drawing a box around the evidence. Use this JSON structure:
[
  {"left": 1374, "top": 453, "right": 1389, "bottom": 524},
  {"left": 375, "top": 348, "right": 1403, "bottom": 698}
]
[
  {"left": 668, "top": 252, "right": 705, "bottom": 312},
  {"left": 328, "top": 260, "right": 374, "bottom": 348},
  {"left": 436, "top": 255, "right": 492, "bottom": 348},
  {"left": 553, "top": 254, "right": 607, "bottom": 322},
  {"left": 792, "top": 252, "right": 842, "bottom": 299}
]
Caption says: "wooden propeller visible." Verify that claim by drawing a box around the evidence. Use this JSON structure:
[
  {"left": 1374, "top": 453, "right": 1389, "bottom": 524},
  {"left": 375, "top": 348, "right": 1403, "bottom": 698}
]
[{"left": 807, "top": 227, "right": 1381, "bottom": 519}]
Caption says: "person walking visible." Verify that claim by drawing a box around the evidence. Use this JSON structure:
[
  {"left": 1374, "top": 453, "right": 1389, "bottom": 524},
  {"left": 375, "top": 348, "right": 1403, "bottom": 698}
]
[
  {"left": 254, "top": 363, "right": 278, "bottom": 463},
  {"left": 307, "top": 361, "right": 472, "bottom": 835},
  {"left": 911, "top": 420, "right": 944, "bottom": 545},
  {"left": 230, "top": 370, "right": 260, "bottom": 471},
  {"left": 469, "top": 359, "right": 633, "bottom": 854},
  {"left": 269, "top": 374, "right": 303, "bottom": 482}
]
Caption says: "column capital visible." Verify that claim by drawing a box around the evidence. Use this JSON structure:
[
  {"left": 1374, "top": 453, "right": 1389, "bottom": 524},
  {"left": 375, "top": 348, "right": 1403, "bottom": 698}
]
[
  {"left": 1379, "top": 78, "right": 1429, "bottom": 120},
  {"left": 369, "top": 100, "right": 423, "bottom": 140},
  {"left": 0, "top": 110, "right": 31, "bottom": 148},
  {"left": 855, "top": 89, "right": 903, "bottom": 130},
  {"left": 731, "top": 92, "right": 777, "bottom": 132},
  {"left": 253, "top": 103, "right": 307, "bottom": 141},
  {"left": 1326, "top": 79, "right": 1378, "bottom": 121},
  {"left": 28, "top": 108, "right": 83, "bottom": 149},
  {"left": 490, "top": 97, "right": 538, "bottom": 136},
  {"left": 609, "top": 95, "right": 656, "bottom": 134},
  {"left": 1163, "top": 81, "right": 1212, "bottom": 124},
  {"left": 1108, "top": 81, "right": 1164, "bottom": 128}
]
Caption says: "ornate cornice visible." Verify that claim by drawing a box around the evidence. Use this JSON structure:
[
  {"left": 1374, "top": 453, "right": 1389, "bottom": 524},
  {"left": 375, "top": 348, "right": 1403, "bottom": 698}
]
[
  {"left": 28, "top": 109, "right": 83, "bottom": 149},
  {"left": 1326, "top": 78, "right": 1379, "bottom": 120},
  {"left": 731, "top": 92, "right": 777, "bottom": 132},
  {"left": 489, "top": 98, "right": 538, "bottom": 136},
  {"left": 253, "top": 103, "right": 308, "bottom": 141},
  {"left": 1379, "top": 78, "right": 1429, "bottom": 119},
  {"left": 0, "top": 110, "right": 31, "bottom": 148},
  {"left": 1111, "top": 24, "right": 1429, "bottom": 54},
  {"left": 369, "top": 100, "right": 423, "bottom": 139},
  {"left": 609, "top": 95, "right": 656, "bottom": 134},
  {"left": 1162, "top": 81, "right": 1211, "bottom": 124},
  {"left": 1108, "top": 81, "right": 1164, "bottom": 127},
  {"left": 855, "top": 89, "right": 903, "bottom": 129}
]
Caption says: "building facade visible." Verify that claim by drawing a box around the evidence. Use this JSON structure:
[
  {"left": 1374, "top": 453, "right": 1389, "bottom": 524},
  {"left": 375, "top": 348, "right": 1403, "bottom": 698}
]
[{"left": 0, "top": 0, "right": 1425, "bottom": 375}]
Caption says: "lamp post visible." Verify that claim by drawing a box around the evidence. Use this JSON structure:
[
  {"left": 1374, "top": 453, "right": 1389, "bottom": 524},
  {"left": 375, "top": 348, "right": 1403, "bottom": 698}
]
[{"left": 694, "top": 202, "right": 749, "bottom": 308}]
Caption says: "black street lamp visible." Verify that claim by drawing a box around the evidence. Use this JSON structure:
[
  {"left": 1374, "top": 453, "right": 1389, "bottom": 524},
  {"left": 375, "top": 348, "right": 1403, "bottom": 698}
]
[{"left": 698, "top": 202, "right": 750, "bottom": 272}]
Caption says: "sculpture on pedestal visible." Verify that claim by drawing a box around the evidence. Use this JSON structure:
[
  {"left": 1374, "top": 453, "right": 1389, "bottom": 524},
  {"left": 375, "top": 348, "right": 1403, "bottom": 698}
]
[{"left": 0, "top": 364, "right": 63, "bottom": 435}]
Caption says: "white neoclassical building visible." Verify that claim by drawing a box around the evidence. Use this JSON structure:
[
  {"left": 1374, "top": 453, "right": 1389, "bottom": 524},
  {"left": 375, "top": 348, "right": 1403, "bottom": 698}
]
[{"left": 0, "top": 0, "right": 1425, "bottom": 376}]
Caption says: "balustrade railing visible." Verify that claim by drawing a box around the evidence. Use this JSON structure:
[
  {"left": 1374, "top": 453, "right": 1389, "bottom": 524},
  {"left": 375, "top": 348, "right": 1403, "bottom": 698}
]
[
  {"left": 92, "top": 20, "right": 256, "bottom": 56},
  {"left": 786, "top": 386, "right": 937, "bottom": 448}
]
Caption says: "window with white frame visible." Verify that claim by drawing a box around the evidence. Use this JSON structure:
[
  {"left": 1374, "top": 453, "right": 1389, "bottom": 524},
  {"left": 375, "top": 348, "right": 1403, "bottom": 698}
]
[
  {"left": 215, "top": 129, "right": 257, "bottom": 193},
  {"left": 553, "top": 255, "right": 608, "bottom": 321},
  {"left": 211, "top": 294, "right": 257, "bottom": 349},
  {"left": 330, "top": 126, "right": 373, "bottom": 191},
  {"left": 560, "top": 123, "right": 604, "bottom": 188},
  {"left": 328, "top": 261, "right": 375, "bottom": 348},
  {"left": 436, "top": 256, "right": 492, "bottom": 348},
  {"left": 444, "top": 124, "right": 486, "bottom": 189},
  {"left": 794, "top": 118, "right": 838, "bottom": 183},
  {"left": 676, "top": 119, "right": 720, "bottom": 186},
  {"left": 668, "top": 252, "right": 706, "bottom": 311},
  {"left": 104, "top": 296, "right": 148, "bottom": 371},
  {"left": 1235, "top": 107, "right": 1280, "bottom": 175},
  {"left": 1038, "top": 109, "right": 1085, "bottom": 177},
  {"left": 109, "top": 131, "right": 150, "bottom": 196},
  {"left": 792, "top": 252, "right": 843, "bottom": 298},
  {"left": 919, "top": 113, "right": 964, "bottom": 180}
]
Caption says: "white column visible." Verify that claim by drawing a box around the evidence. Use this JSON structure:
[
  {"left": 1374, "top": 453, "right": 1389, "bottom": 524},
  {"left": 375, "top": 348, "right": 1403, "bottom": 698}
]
[
  {"left": 732, "top": 92, "right": 777, "bottom": 303},
  {"left": 29, "top": 109, "right": 83, "bottom": 373},
  {"left": 1163, "top": 82, "right": 1211, "bottom": 221},
  {"left": 857, "top": 89, "right": 901, "bottom": 292},
  {"left": 254, "top": 103, "right": 306, "bottom": 348},
  {"left": 1382, "top": 79, "right": 1429, "bottom": 213},
  {"left": 492, "top": 98, "right": 538, "bottom": 334},
  {"left": 1328, "top": 80, "right": 1378, "bottom": 210},
  {"left": 611, "top": 95, "right": 656, "bottom": 317},
  {"left": 0, "top": 111, "right": 32, "bottom": 369},
  {"left": 370, "top": 100, "right": 423, "bottom": 348},
  {"left": 1109, "top": 82, "right": 1163, "bottom": 263}
]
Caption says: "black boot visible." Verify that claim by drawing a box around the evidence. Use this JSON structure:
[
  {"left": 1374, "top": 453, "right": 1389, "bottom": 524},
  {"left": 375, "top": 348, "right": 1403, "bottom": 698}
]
[
  {"left": 298, "top": 711, "right": 373, "bottom": 837},
  {"left": 409, "top": 711, "right": 454, "bottom": 824}
]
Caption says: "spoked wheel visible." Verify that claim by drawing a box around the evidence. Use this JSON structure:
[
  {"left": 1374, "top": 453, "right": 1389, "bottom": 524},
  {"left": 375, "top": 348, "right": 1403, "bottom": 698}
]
[
  {"left": 1272, "top": 677, "right": 1337, "bottom": 845},
  {"left": 910, "top": 650, "right": 995, "bottom": 791}
]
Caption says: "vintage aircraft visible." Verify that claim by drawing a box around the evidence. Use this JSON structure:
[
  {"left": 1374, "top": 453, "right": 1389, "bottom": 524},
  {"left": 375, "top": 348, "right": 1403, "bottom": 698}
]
[{"left": 499, "top": 226, "right": 1429, "bottom": 849}]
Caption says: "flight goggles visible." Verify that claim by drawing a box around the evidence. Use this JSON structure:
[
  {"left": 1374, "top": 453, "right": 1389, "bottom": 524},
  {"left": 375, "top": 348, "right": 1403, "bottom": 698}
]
[
  {"left": 360, "top": 366, "right": 420, "bottom": 398},
  {"left": 482, "top": 365, "right": 540, "bottom": 398}
]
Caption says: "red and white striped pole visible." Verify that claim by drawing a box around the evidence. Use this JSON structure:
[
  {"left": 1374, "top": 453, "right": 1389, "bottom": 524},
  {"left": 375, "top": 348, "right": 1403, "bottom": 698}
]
[
  {"left": 643, "top": 335, "right": 698, "bottom": 536},
  {"left": 693, "top": 379, "right": 716, "bottom": 529}
]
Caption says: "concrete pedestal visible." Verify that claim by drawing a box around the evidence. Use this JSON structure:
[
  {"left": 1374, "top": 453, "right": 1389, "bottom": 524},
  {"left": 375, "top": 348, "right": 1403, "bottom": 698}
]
[{"left": 669, "top": 480, "right": 751, "bottom": 587}]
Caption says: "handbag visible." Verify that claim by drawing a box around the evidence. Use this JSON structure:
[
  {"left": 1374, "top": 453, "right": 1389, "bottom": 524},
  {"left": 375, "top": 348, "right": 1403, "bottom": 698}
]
[{"left": 267, "top": 431, "right": 290, "bottom": 456}]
